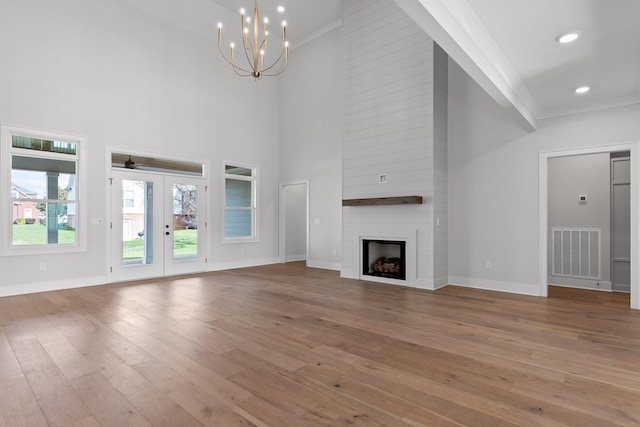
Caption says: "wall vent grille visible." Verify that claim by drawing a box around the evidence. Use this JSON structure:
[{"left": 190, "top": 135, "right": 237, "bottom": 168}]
[{"left": 552, "top": 228, "right": 600, "bottom": 279}]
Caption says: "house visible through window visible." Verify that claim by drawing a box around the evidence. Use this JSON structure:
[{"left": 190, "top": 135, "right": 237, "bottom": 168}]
[
  {"left": 123, "top": 190, "right": 135, "bottom": 208},
  {"left": 224, "top": 163, "right": 257, "bottom": 240},
  {"left": 2, "top": 125, "right": 86, "bottom": 255}
]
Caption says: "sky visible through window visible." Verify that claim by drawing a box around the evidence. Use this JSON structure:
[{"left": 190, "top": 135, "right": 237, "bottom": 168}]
[{"left": 12, "top": 170, "right": 73, "bottom": 198}]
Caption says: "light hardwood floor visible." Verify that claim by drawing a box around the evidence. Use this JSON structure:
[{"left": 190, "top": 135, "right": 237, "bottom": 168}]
[{"left": 1, "top": 262, "right": 639, "bottom": 426}]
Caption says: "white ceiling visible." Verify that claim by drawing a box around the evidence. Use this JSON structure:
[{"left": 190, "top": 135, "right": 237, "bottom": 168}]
[
  {"left": 128, "top": 0, "right": 640, "bottom": 126},
  {"left": 212, "top": 0, "right": 640, "bottom": 125},
  {"left": 212, "top": 0, "right": 342, "bottom": 47},
  {"left": 464, "top": 0, "right": 640, "bottom": 119}
]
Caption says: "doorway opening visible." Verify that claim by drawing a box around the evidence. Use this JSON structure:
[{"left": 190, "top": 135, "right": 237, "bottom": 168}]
[
  {"left": 279, "top": 181, "right": 309, "bottom": 265},
  {"left": 539, "top": 143, "right": 639, "bottom": 309}
]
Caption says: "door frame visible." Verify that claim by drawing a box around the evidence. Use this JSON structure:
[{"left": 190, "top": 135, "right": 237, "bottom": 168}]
[
  {"left": 106, "top": 146, "right": 210, "bottom": 283},
  {"left": 538, "top": 142, "right": 639, "bottom": 309},
  {"left": 278, "top": 180, "right": 309, "bottom": 265}
]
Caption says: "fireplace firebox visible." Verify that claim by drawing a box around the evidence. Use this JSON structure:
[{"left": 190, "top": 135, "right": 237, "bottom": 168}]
[{"left": 362, "top": 239, "right": 406, "bottom": 281}]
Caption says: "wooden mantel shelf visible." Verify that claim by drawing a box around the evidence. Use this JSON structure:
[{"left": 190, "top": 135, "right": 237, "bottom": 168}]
[{"left": 342, "top": 196, "right": 423, "bottom": 207}]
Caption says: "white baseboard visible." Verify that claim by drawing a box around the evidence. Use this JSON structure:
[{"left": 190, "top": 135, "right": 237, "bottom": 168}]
[
  {"left": 340, "top": 269, "right": 437, "bottom": 291},
  {"left": 0, "top": 275, "right": 108, "bottom": 298},
  {"left": 548, "top": 281, "right": 613, "bottom": 292},
  {"left": 448, "top": 276, "right": 541, "bottom": 296},
  {"left": 547, "top": 277, "right": 612, "bottom": 291},
  {"left": 285, "top": 254, "right": 307, "bottom": 262},
  {"left": 340, "top": 268, "right": 356, "bottom": 279},
  {"left": 307, "top": 260, "right": 341, "bottom": 271},
  {"left": 208, "top": 257, "right": 278, "bottom": 272},
  {"left": 433, "top": 275, "right": 449, "bottom": 290}
]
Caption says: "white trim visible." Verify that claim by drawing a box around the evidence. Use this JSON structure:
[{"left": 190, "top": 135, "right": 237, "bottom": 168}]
[
  {"left": 548, "top": 280, "right": 613, "bottom": 292},
  {"left": 105, "top": 146, "right": 211, "bottom": 283},
  {"left": 393, "top": 0, "right": 537, "bottom": 130},
  {"left": 537, "top": 96, "right": 640, "bottom": 120},
  {"left": 433, "top": 275, "right": 449, "bottom": 289},
  {"left": 539, "top": 142, "right": 639, "bottom": 309},
  {"left": 449, "top": 276, "right": 540, "bottom": 296},
  {"left": 207, "top": 257, "right": 277, "bottom": 272},
  {"left": 278, "top": 180, "right": 309, "bottom": 266},
  {"left": 352, "top": 227, "right": 420, "bottom": 288},
  {"left": 0, "top": 275, "right": 107, "bottom": 298},
  {"left": 222, "top": 159, "right": 259, "bottom": 243},
  {"left": 307, "top": 260, "right": 341, "bottom": 271},
  {"left": 285, "top": 254, "right": 306, "bottom": 262},
  {"left": 1, "top": 123, "right": 88, "bottom": 256}
]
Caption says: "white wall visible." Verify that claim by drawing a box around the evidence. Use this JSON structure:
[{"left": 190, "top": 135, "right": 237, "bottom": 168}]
[
  {"left": 432, "top": 44, "right": 449, "bottom": 287},
  {"left": 279, "top": 27, "right": 342, "bottom": 271},
  {"left": 448, "top": 58, "right": 640, "bottom": 295},
  {"left": 0, "top": 0, "right": 281, "bottom": 295},
  {"left": 341, "top": 0, "right": 446, "bottom": 290},
  {"left": 548, "top": 153, "right": 611, "bottom": 289}
]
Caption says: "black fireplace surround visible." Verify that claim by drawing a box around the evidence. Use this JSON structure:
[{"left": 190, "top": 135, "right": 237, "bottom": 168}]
[{"left": 362, "top": 239, "right": 406, "bottom": 281}]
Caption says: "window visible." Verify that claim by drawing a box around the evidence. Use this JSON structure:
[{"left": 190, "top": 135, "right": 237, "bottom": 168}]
[
  {"left": 123, "top": 190, "right": 134, "bottom": 208},
  {"left": 1, "top": 124, "right": 86, "bottom": 255},
  {"left": 224, "top": 163, "right": 257, "bottom": 241}
]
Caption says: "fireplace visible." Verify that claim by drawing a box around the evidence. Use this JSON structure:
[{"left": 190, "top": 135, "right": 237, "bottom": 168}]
[{"left": 362, "top": 239, "right": 406, "bottom": 281}]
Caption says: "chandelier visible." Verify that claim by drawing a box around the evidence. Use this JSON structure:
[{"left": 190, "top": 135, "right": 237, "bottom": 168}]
[{"left": 217, "top": 1, "right": 289, "bottom": 80}]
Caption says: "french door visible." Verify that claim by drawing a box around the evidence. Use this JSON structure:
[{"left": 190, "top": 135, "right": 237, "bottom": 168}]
[{"left": 110, "top": 170, "right": 207, "bottom": 282}]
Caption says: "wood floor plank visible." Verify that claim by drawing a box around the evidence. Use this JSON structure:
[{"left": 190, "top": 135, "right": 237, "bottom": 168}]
[
  {"left": 0, "top": 376, "right": 48, "bottom": 427},
  {"left": 7, "top": 336, "right": 91, "bottom": 426},
  {"left": 0, "top": 332, "right": 24, "bottom": 381},
  {"left": 1, "top": 263, "right": 639, "bottom": 426},
  {"left": 70, "top": 371, "right": 153, "bottom": 427}
]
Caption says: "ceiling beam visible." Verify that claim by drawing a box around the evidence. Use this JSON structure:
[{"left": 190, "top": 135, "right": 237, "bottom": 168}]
[{"left": 394, "top": 0, "right": 538, "bottom": 131}]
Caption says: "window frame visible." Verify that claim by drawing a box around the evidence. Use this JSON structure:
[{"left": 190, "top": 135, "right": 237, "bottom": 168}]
[
  {"left": 1, "top": 124, "right": 87, "bottom": 256},
  {"left": 222, "top": 161, "right": 258, "bottom": 243}
]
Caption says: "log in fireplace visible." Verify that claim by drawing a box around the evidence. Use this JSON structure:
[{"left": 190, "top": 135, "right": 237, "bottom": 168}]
[{"left": 362, "top": 239, "right": 406, "bottom": 281}]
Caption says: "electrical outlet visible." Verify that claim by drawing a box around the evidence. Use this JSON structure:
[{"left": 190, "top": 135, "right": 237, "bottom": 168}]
[
  {"left": 39, "top": 263, "right": 46, "bottom": 271},
  {"left": 485, "top": 261, "right": 492, "bottom": 270},
  {"left": 332, "top": 249, "right": 337, "bottom": 256}
]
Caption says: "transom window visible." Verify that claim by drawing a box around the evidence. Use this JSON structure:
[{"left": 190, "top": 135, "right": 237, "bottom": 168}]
[
  {"left": 224, "top": 163, "right": 258, "bottom": 241},
  {"left": 1, "top": 124, "right": 86, "bottom": 255}
]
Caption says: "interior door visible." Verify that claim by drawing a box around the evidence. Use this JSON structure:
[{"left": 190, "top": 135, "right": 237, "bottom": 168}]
[{"left": 110, "top": 170, "right": 207, "bottom": 282}]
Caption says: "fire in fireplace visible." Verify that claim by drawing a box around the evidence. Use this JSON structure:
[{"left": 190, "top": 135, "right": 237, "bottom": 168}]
[{"left": 362, "top": 239, "right": 406, "bottom": 281}]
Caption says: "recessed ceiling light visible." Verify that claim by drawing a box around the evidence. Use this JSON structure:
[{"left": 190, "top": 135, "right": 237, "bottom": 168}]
[
  {"left": 277, "top": 6, "right": 285, "bottom": 13},
  {"left": 556, "top": 33, "right": 579, "bottom": 43},
  {"left": 575, "top": 86, "right": 590, "bottom": 94}
]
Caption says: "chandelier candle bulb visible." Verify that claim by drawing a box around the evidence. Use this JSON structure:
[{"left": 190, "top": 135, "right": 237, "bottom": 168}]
[{"left": 216, "top": 0, "right": 289, "bottom": 80}]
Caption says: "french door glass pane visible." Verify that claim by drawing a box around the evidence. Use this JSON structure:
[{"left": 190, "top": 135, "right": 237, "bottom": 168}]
[
  {"left": 172, "top": 184, "right": 198, "bottom": 261},
  {"left": 122, "top": 180, "right": 154, "bottom": 265}
]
